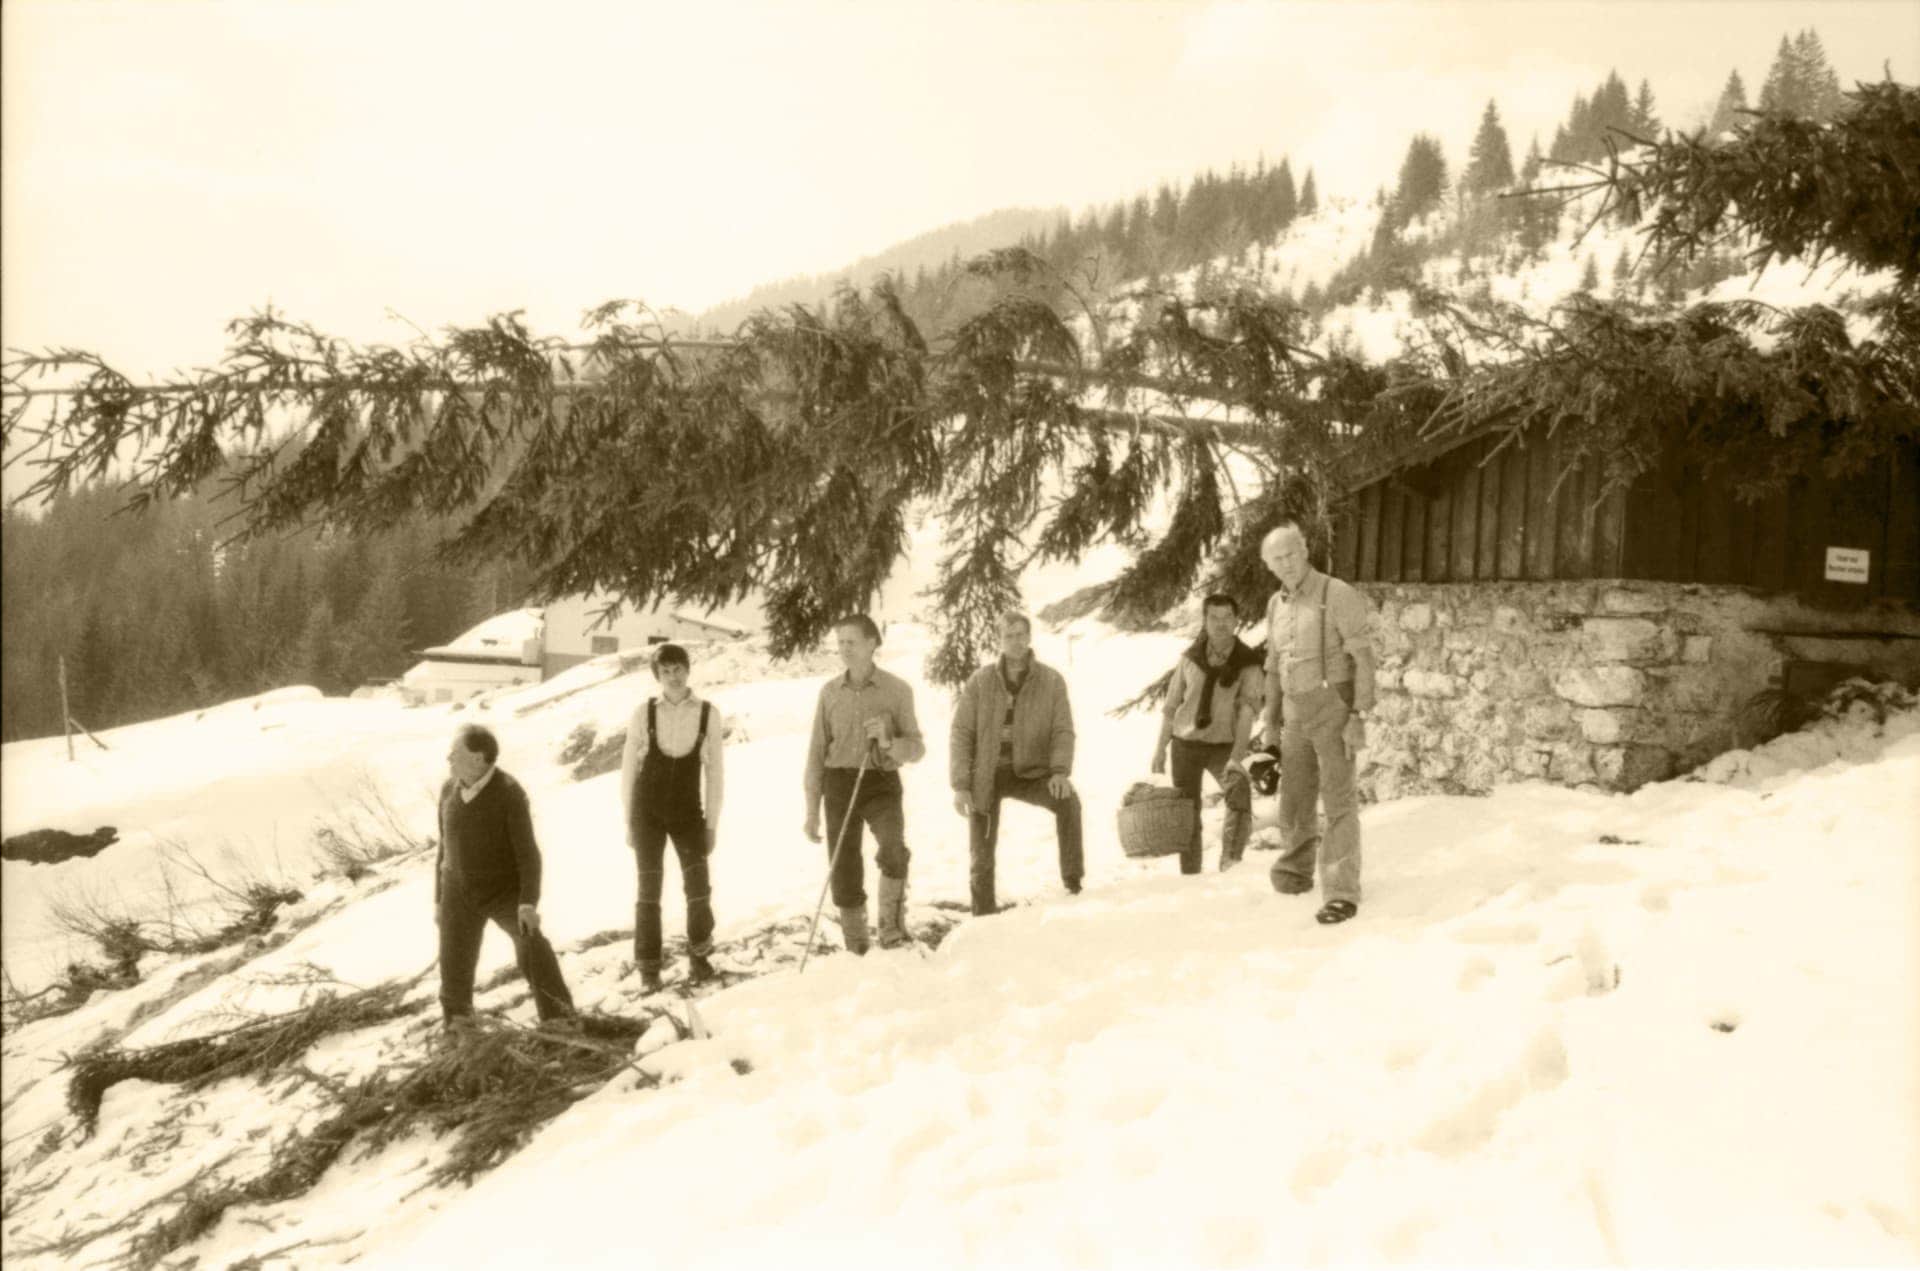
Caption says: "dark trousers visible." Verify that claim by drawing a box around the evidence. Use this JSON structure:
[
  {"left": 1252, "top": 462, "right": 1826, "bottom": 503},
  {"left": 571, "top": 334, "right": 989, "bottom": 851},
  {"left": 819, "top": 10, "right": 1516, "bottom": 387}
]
[
  {"left": 1170, "top": 737, "right": 1252, "bottom": 875},
  {"left": 822, "top": 767, "right": 909, "bottom": 909},
  {"left": 969, "top": 768, "right": 1084, "bottom": 914},
  {"left": 437, "top": 880, "right": 575, "bottom": 1021},
  {"left": 633, "top": 817, "right": 714, "bottom": 971}
]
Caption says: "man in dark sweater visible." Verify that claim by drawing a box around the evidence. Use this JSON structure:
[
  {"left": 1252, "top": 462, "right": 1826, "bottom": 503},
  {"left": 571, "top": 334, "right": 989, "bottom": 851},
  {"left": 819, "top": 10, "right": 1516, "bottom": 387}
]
[{"left": 436, "top": 724, "right": 576, "bottom": 1026}]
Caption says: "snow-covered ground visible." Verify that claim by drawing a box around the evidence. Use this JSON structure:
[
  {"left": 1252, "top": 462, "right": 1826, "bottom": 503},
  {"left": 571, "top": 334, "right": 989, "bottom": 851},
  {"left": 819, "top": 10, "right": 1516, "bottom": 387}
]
[
  {"left": 4, "top": 178, "right": 1918, "bottom": 1269},
  {"left": 3, "top": 609, "right": 1917, "bottom": 1268}
]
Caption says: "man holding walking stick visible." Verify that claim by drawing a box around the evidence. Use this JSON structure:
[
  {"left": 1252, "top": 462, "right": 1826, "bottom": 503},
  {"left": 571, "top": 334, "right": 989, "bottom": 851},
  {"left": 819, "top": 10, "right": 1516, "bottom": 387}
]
[{"left": 803, "top": 614, "right": 927, "bottom": 953}]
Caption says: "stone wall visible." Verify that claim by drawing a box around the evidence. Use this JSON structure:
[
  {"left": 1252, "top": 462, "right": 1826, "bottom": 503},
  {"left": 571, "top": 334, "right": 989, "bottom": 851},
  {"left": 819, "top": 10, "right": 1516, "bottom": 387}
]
[{"left": 1358, "top": 580, "right": 1920, "bottom": 801}]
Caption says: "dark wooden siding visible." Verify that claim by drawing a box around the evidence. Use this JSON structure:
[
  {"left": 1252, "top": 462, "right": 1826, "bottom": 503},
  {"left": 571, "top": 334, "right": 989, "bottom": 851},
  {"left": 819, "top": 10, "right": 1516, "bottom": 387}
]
[{"left": 1335, "top": 428, "right": 1920, "bottom": 604}]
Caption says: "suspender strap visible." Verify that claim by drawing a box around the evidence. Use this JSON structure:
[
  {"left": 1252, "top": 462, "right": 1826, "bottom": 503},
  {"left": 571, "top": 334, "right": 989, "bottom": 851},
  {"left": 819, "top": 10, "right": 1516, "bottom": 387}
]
[
  {"left": 647, "top": 699, "right": 657, "bottom": 745},
  {"left": 694, "top": 702, "right": 710, "bottom": 750}
]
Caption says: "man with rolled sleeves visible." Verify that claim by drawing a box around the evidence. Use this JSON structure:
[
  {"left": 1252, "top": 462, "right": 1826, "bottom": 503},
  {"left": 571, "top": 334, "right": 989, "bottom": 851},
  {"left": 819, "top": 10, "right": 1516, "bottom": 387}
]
[
  {"left": 436, "top": 723, "right": 577, "bottom": 1026},
  {"left": 803, "top": 614, "right": 927, "bottom": 951},
  {"left": 1260, "top": 520, "right": 1377, "bottom": 924},
  {"left": 951, "top": 611, "right": 1082, "bottom": 914}
]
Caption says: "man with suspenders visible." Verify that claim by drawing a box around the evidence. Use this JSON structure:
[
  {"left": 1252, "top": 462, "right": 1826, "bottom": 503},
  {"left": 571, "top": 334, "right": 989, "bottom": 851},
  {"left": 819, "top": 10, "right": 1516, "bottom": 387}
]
[
  {"left": 620, "top": 643, "right": 725, "bottom": 992},
  {"left": 1260, "top": 520, "right": 1377, "bottom": 924}
]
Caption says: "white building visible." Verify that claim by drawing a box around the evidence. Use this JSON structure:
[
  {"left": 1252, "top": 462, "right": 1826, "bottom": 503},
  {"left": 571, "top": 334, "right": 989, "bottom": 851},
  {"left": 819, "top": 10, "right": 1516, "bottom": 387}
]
[
  {"left": 539, "top": 593, "right": 750, "bottom": 678},
  {"left": 399, "top": 608, "right": 544, "bottom": 704},
  {"left": 397, "top": 596, "right": 753, "bottom": 704}
]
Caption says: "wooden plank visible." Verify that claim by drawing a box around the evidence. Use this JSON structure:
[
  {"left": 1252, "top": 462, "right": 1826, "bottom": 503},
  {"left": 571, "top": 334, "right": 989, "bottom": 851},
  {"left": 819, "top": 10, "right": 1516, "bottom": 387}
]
[
  {"left": 1476, "top": 440, "right": 1502, "bottom": 579},
  {"left": 1403, "top": 487, "right": 1427, "bottom": 583},
  {"left": 1333, "top": 502, "right": 1359, "bottom": 581},
  {"left": 1780, "top": 475, "right": 1809, "bottom": 593},
  {"left": 1751, "top": 486, "right": 1791, "bottom": 592},
  {"left": 1554, "top": 457, "right": 1596, "bottom": 577},
  {"left": 1498, "top": 440, "right": 1528, "bottom": 579},
  {"left": 1592, "top": 481, "right": 1627, "bottom": 577},
  {"left": 1633, "top": 441, "right": 1687, "bottom": 582},
  {"left": 1524, "top": 431, "right": 1558, "bottom": 580},
  {"left": 1889, "top": 444, "right": 1920, "bottom": 597},
  {"left": 1379, "top": 484, "right": 1405, "bottom": 581},
  {"left": 1727, "top": 490, "right": 1757, "bottom": 585},
  {"left": 1886, "top": 441, "right": 1920, "bottom": 602},
  {"left": 1797, "top": 467, "right": 1832, "bottom": 598},
  {"left": 1426, "top": 473, "right": 1452, "bottom": 582},
  {"left": 1696, "top": 480, "right": 1738, "bottom": 583},
  {"left": 1675, "top": 463, "right": 1703, "bottom": 583},
  {"left": 1356, "top": 483, "right": 1382, "bottom": 583},
  {"left": 1451, "top": 449, "right": 1480, "bottom": 582}
]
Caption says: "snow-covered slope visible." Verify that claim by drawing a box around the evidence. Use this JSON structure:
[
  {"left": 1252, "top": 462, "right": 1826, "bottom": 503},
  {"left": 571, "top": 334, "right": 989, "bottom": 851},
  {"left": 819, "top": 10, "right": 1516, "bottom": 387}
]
[{"left": 3, "top": 615, "right": 1917, "bottom": 1268}]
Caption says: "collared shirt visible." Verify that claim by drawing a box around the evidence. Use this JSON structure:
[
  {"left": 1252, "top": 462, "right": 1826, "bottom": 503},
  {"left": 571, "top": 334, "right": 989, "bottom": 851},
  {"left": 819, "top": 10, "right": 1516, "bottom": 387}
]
[
  {"left": 458, "top": 765, "right": 497, "bottom": 804},
  {"left": 620, "top": 691, "right": 726, "bottom": 825},
  {"left": 804, "top": 665, "right": 926, "bottom": 805},
  {"left": 1163, "top": 640, "right": 1265, "bottom": 745},
  {"left": 1264, "top": 568, "right": 1377, "bottom": 709}
]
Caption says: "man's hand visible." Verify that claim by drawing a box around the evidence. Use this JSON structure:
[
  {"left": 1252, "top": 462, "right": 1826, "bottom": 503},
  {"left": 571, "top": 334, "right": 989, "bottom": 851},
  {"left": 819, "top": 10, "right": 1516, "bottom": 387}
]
[
  {"left": 803, "top": 810, "right": 821, "bottom": 843},
  {"left": 1342, "top": 715, "right": 1366, "bottom": 761},
  {"left": 1149, "top": 745, "right": 1167, "bottom": 776},
  {"left": 1225, "top": 752, "right": 1247, "bottom": 774},
  {"left": 862, "top": 716, "right": 892, "bottom": 747},
  {"left": 517, "top": 904, "right": 541, "bottom": 937},
  {"left": 705, "top": 823, "right": 718, "bottom": 854},
  {"left": 953, "top": 790, "right": 973, "bottom": 818},
  {"left": 1047, "top": 774, "right": 1073, "bottom": 800}
]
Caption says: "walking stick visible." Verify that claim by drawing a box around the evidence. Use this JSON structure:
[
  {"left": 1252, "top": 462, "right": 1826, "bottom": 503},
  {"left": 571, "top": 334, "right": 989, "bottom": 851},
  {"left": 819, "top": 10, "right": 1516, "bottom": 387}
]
[{"left": 799, "top": 745, "right": 872, "bottom": 974}]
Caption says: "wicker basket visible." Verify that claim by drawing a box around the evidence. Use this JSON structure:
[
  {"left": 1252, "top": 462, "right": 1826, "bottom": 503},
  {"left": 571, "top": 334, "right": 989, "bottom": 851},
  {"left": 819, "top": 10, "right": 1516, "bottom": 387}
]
[{"left": 1117, "top": 782, "right": 1196, "bottom": 859}]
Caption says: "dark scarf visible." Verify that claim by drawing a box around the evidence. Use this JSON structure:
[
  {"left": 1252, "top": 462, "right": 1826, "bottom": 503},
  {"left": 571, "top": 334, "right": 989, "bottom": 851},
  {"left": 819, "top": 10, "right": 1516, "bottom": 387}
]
[{"left": 1185, "top": 634, "right": 1262, "bottom": 729}]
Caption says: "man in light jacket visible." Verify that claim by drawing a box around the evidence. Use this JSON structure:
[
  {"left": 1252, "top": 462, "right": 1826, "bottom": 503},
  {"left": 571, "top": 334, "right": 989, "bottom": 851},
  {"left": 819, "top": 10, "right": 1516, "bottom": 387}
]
[
  {"left": 951, "top": 612, "right": 1082, "bottom": 915},
  {"left": 1152, "top": 593, "right": 1264, "bottom": 874}
]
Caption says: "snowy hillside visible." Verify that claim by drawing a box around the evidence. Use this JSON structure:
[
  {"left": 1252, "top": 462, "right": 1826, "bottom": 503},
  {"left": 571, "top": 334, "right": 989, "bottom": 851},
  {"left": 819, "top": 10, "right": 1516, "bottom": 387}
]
[
  {"left": 1140, "top": 192, "right": 1899, "bottom": 368},
  {"left": 3, "top": 610, "right": 1917, "bottom": 1267}
]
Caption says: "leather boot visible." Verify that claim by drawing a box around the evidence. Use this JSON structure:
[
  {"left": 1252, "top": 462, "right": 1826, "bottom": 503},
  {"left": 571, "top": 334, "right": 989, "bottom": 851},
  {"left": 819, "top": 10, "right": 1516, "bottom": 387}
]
[
  {"left": 837, "top": 904, "right": 871, "bottom": 956},
  {"left": 877, "top": 875, "right": 910, "bottom": 949}
]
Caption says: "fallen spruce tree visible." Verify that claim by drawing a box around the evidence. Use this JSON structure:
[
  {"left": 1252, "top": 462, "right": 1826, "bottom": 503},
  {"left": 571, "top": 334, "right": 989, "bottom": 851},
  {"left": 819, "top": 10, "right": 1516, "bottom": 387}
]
[{"left": 35, "top": 901, "right": 992, "bottom": 1269}]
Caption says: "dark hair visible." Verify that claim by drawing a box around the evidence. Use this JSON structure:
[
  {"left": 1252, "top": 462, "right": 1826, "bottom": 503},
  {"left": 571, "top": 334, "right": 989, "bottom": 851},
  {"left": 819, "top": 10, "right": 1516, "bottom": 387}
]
[
  {"left": 1202, "top": 593, "right": 1240, "bottom": 616},
  {"left": 455, "top": 723, "right": 500, "bottom": 765},
  {"left": 835, "top": 613, "right": 882, "bottom": 644},
  {"left": 651, "top": 643, "right": 690, "bottom": 670}
]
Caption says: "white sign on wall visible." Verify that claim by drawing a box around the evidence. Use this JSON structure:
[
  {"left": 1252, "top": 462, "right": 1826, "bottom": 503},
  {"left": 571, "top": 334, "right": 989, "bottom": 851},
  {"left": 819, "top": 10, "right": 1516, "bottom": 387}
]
[{"left": 1825, "top": 546, "right": 1871, "bottom": 584}]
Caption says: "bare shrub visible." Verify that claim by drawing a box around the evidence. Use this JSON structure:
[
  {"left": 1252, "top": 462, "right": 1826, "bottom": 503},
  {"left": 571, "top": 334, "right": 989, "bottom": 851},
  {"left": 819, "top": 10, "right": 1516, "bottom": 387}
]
[{"left": 308, "top": 781, "right": 434, "bottom": 882}]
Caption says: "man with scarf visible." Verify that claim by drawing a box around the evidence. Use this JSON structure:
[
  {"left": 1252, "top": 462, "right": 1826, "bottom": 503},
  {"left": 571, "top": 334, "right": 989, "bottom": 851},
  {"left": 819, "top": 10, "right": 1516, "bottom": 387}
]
[
  {"left": 951, "top": 611, "right": 1082, "bottom": 915},
  {"left": 1151, "top": 593, "right": 1264, "bottom": 873}
]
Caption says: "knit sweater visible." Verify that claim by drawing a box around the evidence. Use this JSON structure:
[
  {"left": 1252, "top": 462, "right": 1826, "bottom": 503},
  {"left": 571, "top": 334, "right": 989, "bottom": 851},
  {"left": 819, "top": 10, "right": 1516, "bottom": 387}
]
[
  {"left": 950, "top": 658, "right": 1075, "bottom": 811},
  {"left": 435, "top": 768, "right": 543, "bottom": 906}
]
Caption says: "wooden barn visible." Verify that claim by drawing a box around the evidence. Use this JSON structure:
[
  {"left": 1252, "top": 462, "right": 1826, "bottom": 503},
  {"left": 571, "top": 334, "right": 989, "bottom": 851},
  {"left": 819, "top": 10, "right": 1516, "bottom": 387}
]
[{"left": 1320, "top": 425, "right": 1920, "bottom": 799}]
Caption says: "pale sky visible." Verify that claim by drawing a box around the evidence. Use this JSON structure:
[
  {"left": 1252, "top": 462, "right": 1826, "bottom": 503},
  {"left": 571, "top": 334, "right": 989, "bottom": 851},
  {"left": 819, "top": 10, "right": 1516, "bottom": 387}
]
[{"left": 4, "top": 0, "right": 1915, "bottom": 380}]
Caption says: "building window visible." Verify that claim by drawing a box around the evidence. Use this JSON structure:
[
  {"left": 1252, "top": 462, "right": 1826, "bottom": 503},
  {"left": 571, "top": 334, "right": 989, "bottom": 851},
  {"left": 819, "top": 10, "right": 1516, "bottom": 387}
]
[{"left": 591, "top": 635, "right": 619, "bottom": 655}]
